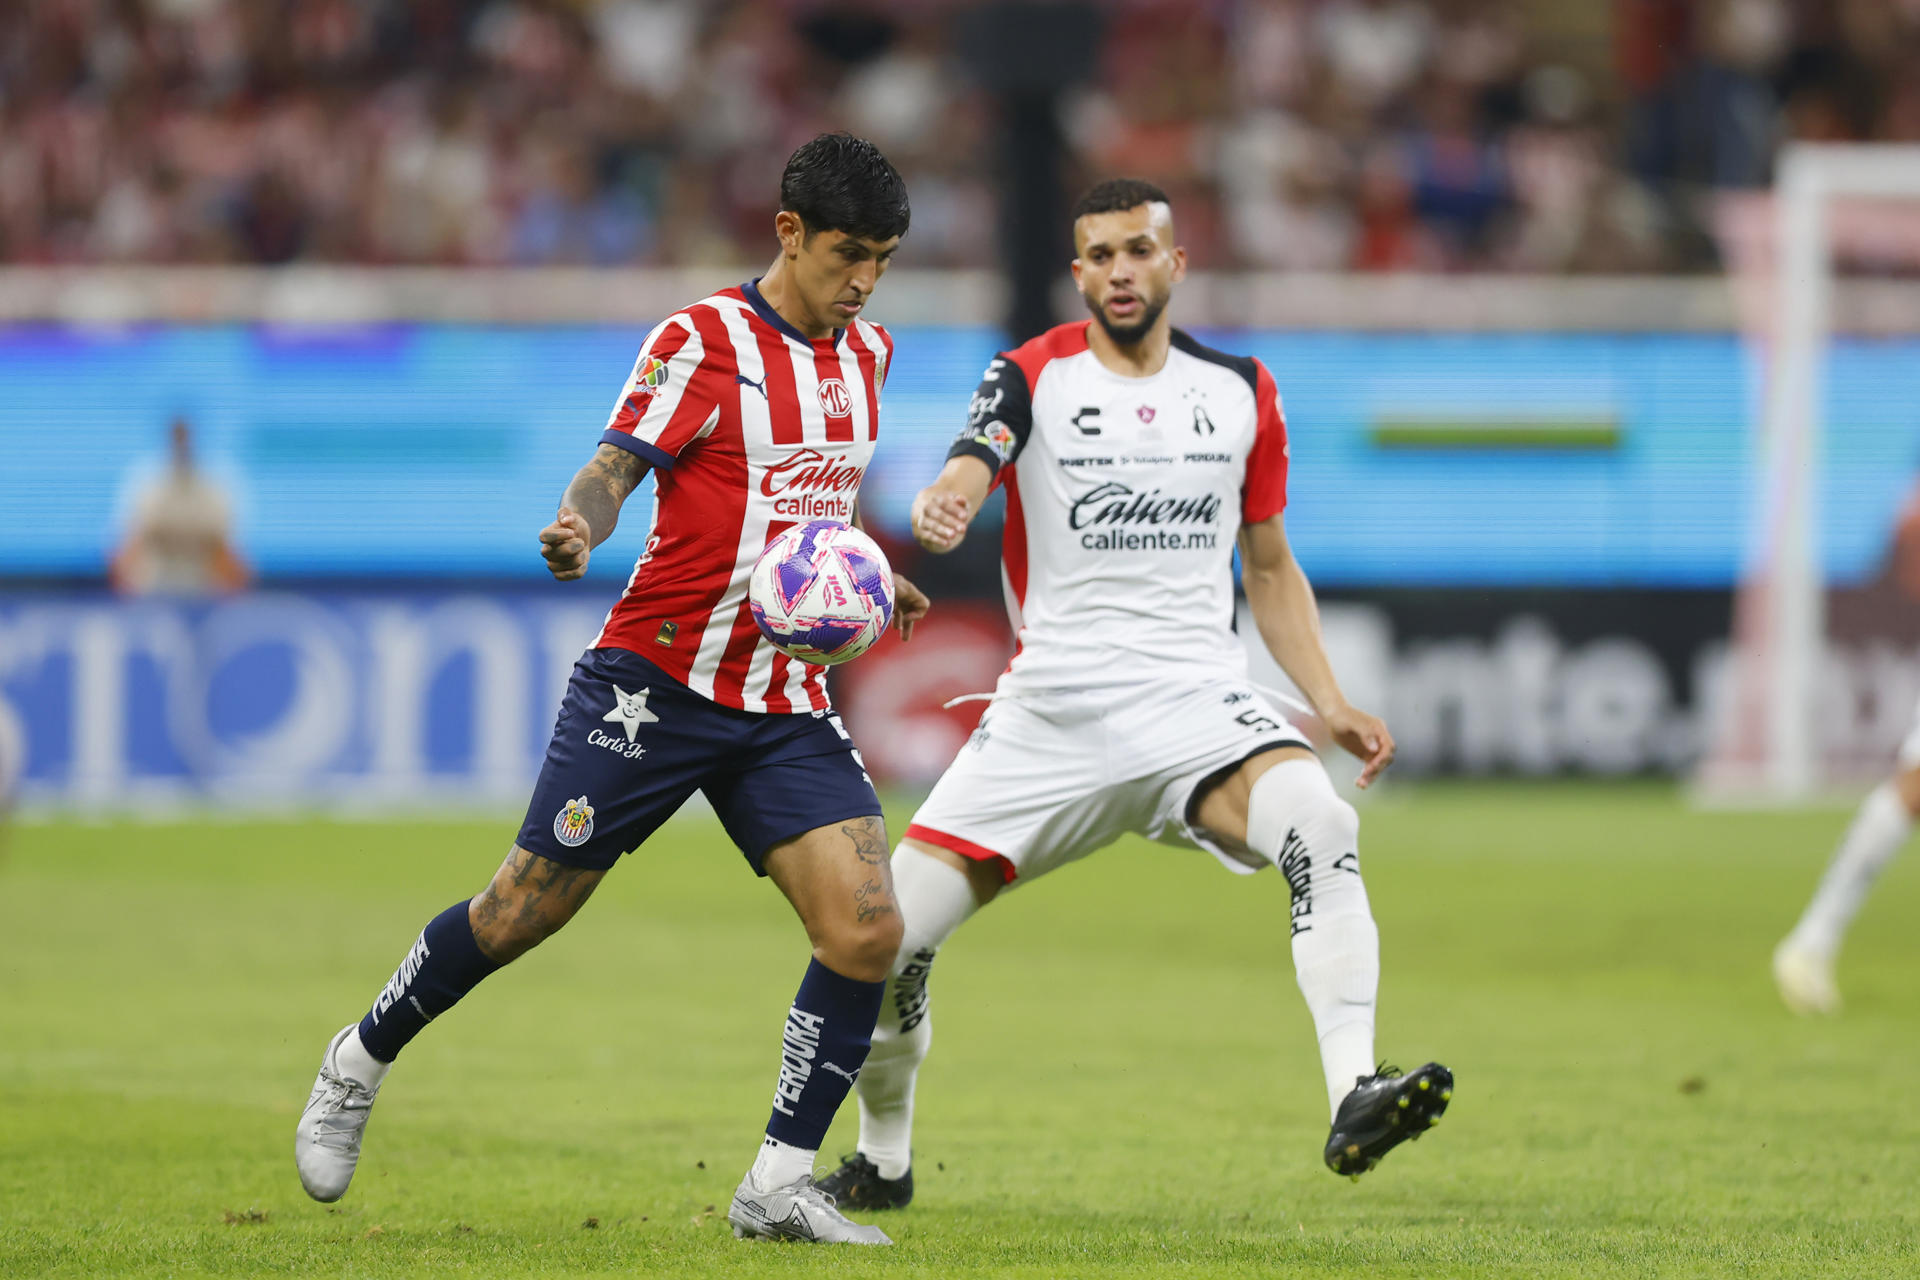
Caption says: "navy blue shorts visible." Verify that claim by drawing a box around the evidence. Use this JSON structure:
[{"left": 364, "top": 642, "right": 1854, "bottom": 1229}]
[{"left": 515, "top": 648, "right": 882, "bottom": 875}]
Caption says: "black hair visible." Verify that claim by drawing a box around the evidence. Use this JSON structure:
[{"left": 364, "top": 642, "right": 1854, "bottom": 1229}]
[
  {"left": 779, "top": 133, "right": 911, "bottom": 243},
  {"left": 1071, "top": 177, "right": 1172, "bottom": 221}
]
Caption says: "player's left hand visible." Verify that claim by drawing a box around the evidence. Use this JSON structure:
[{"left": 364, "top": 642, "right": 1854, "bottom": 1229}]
[
  {"left": 1323, "top": 703, "right": 1395, "bottom": 789},
  {"left": 892, "top": 572, "right": 930, "bottom": 642}
]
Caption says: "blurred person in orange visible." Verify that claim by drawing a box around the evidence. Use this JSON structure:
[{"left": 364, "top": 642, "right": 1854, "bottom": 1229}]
[{"left": 108, "top": 417, "right": 250, "bottom": 596}]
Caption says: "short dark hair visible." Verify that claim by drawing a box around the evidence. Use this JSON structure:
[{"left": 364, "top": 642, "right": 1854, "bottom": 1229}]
[
  {"left": 1071, "top": 177, "right": 1171, "bottom": 221},
  {"left": 780, "top": 133, "right": 911, "bottom": 243}
]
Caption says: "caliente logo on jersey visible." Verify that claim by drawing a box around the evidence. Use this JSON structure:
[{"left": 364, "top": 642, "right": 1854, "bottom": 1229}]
[
  {"left": 761, "top": 447, "right": 867, "bottom": 520},
  {"left": 1068, "top": 481, "right": 1223, "bottom": 552}
]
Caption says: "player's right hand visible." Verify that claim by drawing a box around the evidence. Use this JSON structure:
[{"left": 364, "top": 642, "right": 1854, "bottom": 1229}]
[
  {"left": 539, "top": 507, "right": 592, "bottom": 580},
  {"left": 911, "top": 488, "right": 970, "bottom": 553}
]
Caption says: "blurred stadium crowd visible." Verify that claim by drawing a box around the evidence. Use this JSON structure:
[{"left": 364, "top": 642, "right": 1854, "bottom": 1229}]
[{"left": 4, "top": 0, "right": 1920, "bottom": 273}]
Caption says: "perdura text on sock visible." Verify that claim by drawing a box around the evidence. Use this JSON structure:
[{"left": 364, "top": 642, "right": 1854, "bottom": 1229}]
[
  {"left": 369, "top": 932, "right": 431, "bottom": 1025},
  {"left": 771, "top": 1008, "right": 825, "bottom": 1117}
]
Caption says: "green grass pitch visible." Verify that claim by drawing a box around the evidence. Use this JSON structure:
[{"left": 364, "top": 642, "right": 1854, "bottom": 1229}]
[{"left": 2, "top": 784, "right": 1917, "bottom": 1278}]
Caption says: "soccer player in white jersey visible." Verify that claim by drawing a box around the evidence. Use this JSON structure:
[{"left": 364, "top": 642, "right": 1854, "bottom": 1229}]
[
  {"left": 818, "top": 178, "right": 1452, "bottom": 1210},
  {"left": 1774, "top": 717, "right": 1920, "bottom": 1013},
  {"left": 293, "top": 135, "right": 930, "bottom": 1246}
]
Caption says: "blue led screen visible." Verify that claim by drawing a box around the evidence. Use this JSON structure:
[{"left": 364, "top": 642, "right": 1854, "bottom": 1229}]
[{"left": 4, "top": 324, "right": 1918, "bottom": 587}]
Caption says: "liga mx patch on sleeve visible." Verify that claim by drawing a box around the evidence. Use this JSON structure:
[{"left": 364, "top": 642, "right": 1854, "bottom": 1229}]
[{"left": 614, "top": 355, "right": 673, "bottom": 426}]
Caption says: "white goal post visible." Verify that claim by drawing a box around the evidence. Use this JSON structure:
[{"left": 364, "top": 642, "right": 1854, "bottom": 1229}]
[{"left": 1702, "top": 144, "right": 1920, "bottom": 803}]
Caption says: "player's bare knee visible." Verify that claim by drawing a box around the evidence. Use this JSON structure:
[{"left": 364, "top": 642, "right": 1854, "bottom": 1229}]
[{"left": 820, "top": 909, "right": 903, "bottom": 984}]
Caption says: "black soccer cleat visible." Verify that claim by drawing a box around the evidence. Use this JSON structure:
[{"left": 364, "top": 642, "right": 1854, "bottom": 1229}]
[
  {"left": 815, "top": 1152, "right": 914, "bottom": 1210},
  {"left": 1324, "top": 1061, "right": 1453, "bottom": 1180}
]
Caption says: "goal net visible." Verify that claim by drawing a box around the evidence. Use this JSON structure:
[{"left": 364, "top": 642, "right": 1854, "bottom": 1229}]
[{"left": 1697, "top": 144, "right": 1920, "bottom": 803}]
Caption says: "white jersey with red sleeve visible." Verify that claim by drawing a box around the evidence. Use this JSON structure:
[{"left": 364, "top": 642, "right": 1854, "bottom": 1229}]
[
  {"left": 947, "top": 321, "right": 1289, "bottom": 695},
  {"left": 591, "top": 279, "right": 893, "bottom": 713}
]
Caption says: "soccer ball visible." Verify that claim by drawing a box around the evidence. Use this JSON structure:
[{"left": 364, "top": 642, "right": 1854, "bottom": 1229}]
[{"left": 748, "top": 520, "right": 895, "bottom": 665}]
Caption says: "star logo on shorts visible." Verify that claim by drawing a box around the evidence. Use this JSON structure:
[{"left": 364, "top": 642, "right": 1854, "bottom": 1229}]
[{"left": 603, "top": 685, "right": 659, "bottom": 743}]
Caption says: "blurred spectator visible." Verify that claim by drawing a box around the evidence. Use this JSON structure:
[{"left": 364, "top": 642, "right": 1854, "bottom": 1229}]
[
  {"left": 110, "top": 418, "right": 250, "bottom": 597},
  {"left": 4, "top": 0, "right": 1920, "bottom": 274}
]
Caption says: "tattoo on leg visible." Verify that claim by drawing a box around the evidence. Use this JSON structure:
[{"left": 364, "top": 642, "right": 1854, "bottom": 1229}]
[
  {"left": 854, "top": 875, "right": 897, "bottom": 925},
  {"left": 474, "top": 847, "right": 598, "bottom": 952},
  {"left": 842, "top": 816, "right": 888, "bottom": 866}
]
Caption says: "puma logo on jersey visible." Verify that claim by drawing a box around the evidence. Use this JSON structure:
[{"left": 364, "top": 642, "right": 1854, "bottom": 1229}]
[{"left": 735, "top": 373, "right": 768, "bottom": 399}]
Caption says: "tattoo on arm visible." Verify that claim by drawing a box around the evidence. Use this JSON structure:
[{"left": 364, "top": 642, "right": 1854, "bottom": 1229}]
[{"left": 562, "top": 444, "right": 648, "bottom": 549}]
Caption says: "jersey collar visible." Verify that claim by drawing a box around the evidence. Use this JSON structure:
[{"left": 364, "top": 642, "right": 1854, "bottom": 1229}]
[{"left": 742, "top": 278, "right": 843, "bottom": 348}]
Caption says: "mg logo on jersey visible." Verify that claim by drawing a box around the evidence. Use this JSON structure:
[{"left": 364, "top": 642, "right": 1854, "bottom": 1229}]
[{"left": 816, "top": 378, "right": 853, "bottom": 417}]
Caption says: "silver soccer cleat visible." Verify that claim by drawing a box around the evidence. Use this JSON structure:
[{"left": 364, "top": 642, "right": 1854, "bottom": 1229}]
[
  {"left": 727, "top": 1172, "right": 893, "bottom": 1245},
  {"left": 294, "top": 1025, "right": 383, "bottom": 1202}
]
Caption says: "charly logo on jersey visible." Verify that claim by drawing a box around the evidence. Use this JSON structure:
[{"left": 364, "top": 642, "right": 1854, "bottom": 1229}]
[
  {"left": 589, "top": 685, "right": 656, "bottom": 759},
  {"left": 816, "top": 378, "right": 853, "bottom": 418},
  {"left": 761, "top": 447, "right": 867, "bottom": 520},
  {"left": 553, "top": 795, "right": 596, "bottom": 847},
  {"left": 1069, "top": 480, "right": 1223, "bottom": 552}
]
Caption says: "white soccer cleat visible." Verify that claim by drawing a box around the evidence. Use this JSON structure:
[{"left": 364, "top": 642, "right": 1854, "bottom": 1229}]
[
  {"left": 1773, "top": 940, "right": 1841, "bottom": 1016},
  {"left": 727, "top": 1172, "right": 893, "bottom": 1245},
  {"left": 295, "top": 1025, "right": 382, "bottom": 1201}
]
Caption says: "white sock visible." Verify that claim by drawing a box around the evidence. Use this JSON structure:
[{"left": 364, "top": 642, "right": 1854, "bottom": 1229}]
[
  {"left": 1787, "top": 781, "right": 1912, "bottom": 958},
  {"left": 749, "top": 1136, "right": 815, "bottom": 1191},
  {"left": 856, "top": 845, "right": 982, "bottom": 1180},
  {"left": 1246, "top": 758, "right": 1380, "bottom": 1119},
  {"left": 336, "top": 1027, "right": 391, "bottom": 1091}
]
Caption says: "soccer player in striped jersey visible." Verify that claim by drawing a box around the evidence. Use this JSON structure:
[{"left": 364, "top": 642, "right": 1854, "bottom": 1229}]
[
  {"left": 295, "top": 134, "right": 928, "bottom": 1246},
  {"left": 819, "top": 179, "right": 1451, "bottom": 1211}
]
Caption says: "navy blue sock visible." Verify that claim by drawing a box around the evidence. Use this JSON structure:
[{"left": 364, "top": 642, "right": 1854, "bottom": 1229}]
[
  {"left": 764, "top": 958, "right": 886, "bottom": 1149},
  {"left": 355, "top": 900, "right": 500, "bottom": 1063}
]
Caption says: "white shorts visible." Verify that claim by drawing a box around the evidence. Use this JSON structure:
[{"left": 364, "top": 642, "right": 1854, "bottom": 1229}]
[{"left": 904, "top": 678, "right": 1310, "bottom": 884}]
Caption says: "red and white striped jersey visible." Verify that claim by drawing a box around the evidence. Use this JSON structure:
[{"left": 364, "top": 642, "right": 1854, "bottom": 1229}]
[{"left": 590, "top": 280, "right": 893, "bottom": 713}]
